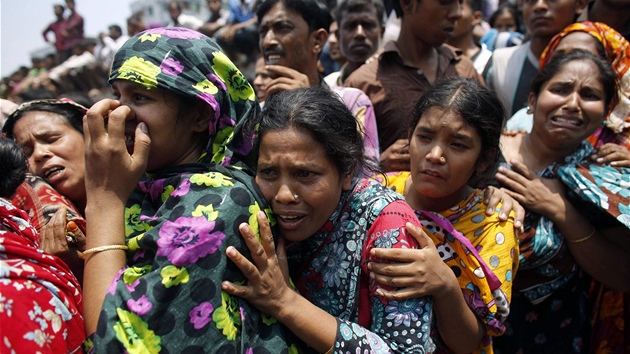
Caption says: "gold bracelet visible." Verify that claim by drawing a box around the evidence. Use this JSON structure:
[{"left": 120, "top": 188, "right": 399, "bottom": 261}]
[
  {"left": 324, "top": 345, "right": 334, "bottom": 354},
  {"left": 566, "top": 227, "right": 596, "bottom": 244},
  {"left": 79, "top": 245, "right": 128, "bottom": 259}
]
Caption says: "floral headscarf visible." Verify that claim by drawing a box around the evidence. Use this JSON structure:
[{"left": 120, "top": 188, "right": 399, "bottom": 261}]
[
  {"left": 109, "top": 27, "right": 258, "bottom": 167},
  {"left": 540, "top": 22, "right": 630, "bottom": 148}
]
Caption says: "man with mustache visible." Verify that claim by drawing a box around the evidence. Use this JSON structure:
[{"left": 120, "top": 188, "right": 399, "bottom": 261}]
[{"left": 257, "top": 0, "right": 380, "bottom": 164}]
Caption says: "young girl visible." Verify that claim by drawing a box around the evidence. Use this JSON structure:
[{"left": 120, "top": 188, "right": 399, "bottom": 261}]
[
  {"left": 370, "top": 77, "right": 519, "bottom": 354},
  {"left": 82, "top": 27, "right": 298, "bottom": 352}
]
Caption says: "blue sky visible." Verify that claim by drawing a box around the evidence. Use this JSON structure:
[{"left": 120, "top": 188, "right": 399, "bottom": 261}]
[{"left": 1, "top": 0, "right": 135, "bottom": 78}]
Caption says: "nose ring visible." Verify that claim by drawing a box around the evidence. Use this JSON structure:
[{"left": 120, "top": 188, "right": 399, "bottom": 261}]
[
  {"left": 439, "top": 157, "right": 446, "bottom": 164},
  {"left": 293, "top": 194, "right": 299, "bottom": 201}
]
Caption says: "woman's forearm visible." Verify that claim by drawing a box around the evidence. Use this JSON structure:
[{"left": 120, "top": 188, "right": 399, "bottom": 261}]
[
  {"left": 552, "top": 201, "right": 630, "bottom": 292},
  {"left": 83, "top": 198, "right": 127, "bottom": 334},
  {"left": 272, "top": 290, "right": 338, "bottom": 353}
]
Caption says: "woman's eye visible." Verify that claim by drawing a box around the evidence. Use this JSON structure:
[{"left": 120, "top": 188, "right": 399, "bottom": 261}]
[
  {"left": 257, "top": 168, "right": 275, "bottom": 177},
  {"left": 296, "top": 170, "right": 314, "bottom": 178}
]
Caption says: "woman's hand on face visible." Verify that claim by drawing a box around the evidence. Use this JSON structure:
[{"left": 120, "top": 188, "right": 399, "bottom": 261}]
[
  {"left": 222, "top": 211, "right": 293, "bottom": 316},
  {"left": 368, "top": 223, "right": 459, "bottom": 300},
  {"left": 39, "top": 207, "right": 84, "bottom": 273},
  {"left": 483, "top": 186, "right": 525, "bottom": 232},
  {"left": 83, "top": 99, "right": 151, "bottom": 203},
  {"left": 495, "top": 160, "right": 567, "bottom": 219},
  {"left": 591, "top": 143, "right": 630, "bottom": 167}
]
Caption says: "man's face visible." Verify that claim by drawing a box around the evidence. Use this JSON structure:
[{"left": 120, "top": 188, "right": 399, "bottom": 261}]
[
  {"left": 522, "top": 0, "right": 584, "bottom": 39},
  {"left": 208, "top": 0, "right": 223, "bottom": 13},
  {"left": 168, "top": 3, "right": 181, "bottom": 21},
  {"left": 338, "top": 6, "right": 381, "bottom": 65},
  {"left": 259, "top": 2, "right": 314, "bottom": 72},
  {"left": 405, "top": 0, "right": 463, "bottom": 47}
]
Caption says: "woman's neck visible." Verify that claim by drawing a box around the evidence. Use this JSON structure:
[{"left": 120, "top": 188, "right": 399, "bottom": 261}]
[{"left": 519, "top": 132, "right": 578, "bottom": 172}]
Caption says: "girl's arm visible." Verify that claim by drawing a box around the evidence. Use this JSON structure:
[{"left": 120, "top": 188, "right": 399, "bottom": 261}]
[
  {"left": 369, "top": 223, "right": 486, "bottom": 354},
  {"left": 82, "top": 99, "right": 151, "bottom": 334}
]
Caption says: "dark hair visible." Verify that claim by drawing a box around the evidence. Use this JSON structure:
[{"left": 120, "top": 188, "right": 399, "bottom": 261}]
[
  {"left": 489, "top": 3, "right": 520, "bottom": 31},
  {"left": 252, "top": 86, "right": 376, "bottom": 177},
  {"left": 530, "top": 51, "right": 617, "bottom": 114},
  {"left": 409, "top": 77, "right": 505, "bottom": 180},
  {"left": 334, "top": 0, "right": 385, "bottom": 27},
  {"left": 257, "top": 0, "right": 333, "bottom": 32},
  {"left": 0, "top": 137, "right": 27, "bottom": 198},
  {"left": 109, "top": 24, "right": 123, "bottom": 34},
  {"left": 468, "top": 0, "right": 482, "bottom": 13},
  {"left": 2, "top": 101, "right": 85, "bottom": 139}
]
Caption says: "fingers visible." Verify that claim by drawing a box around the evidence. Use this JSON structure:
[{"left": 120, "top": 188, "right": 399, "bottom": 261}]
[
  {"left": 221, "top": 279, "right": 253, "bottom": 299},
  {"left": 84, "top": 99, "right": 120, "bottom": 144},
  {"left": 495, "top": 166, "right": 527, "bottom": 194},
  {"left": 67, "top": 220, "right": 87, "bottom": 251},
  {"left": 369, "top": 261, "right": 416, "bottom": 278},
  {"left": 370, "top": 247, "right": 418, "bottom": 262},
  {"left": 238, "top": 222, "right": 267, "bottom": 269},
  {"left": 131, "top": 122, "right": 151, "bottom": 171},
  {"left": 256, "top": 211, "right": 276, "bottom": 257},
  {"left": 508, "top": 159, "right": 533, "bottom": 179},
  {"left": 405, "top": 222, "right": 434, "bottom": 249},
  {"left": 226, "top": 244, "right": 261, "bottom": 281},
  {"left": 484, "top": 186, "right": 500, "bottom": 215},
  {"left": 375, "top": 287, "right": 420, "bottom": 301}
]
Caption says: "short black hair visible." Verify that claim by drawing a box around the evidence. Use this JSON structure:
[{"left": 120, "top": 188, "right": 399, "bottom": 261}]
[
  {"left": 489, "top": 2, "right": 520, "bottom": 30},
  {"left": 257, "top": 0, "right": 333, "bottom": 32},
  {"left": 334, "top": 0, "right": 385, "bottom": 26},
  {"left": 0, "top": 137, "right": 27, "bottom": 198}
]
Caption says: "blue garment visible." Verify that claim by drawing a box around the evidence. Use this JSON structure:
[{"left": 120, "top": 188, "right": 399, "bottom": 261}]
[{"left": 228, "top": 0, "right": 255, "bottom": 24}]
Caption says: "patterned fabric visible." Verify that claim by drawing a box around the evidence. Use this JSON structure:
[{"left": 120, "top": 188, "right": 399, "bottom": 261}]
[
  {"left": 87, "top": 27, "right": 299, "bottom": 352},
  {"left": 495, "top": 141, "right": 630, "bottom": 353},
  {"left": 379, "top": 172, "right": 519, "bottom": 354},
  {"left": 329, "top": 85, "right": 380, "bottom": 165},
  {"left": 11, "top": 174, "right": 86, "bottom": 236},
  {"left": 540, "top": 21, "right": 630, "bottom": 149},
  {"left": 286, "top": 178, "right": 435, "bottom": 353},
  {"left": 0, "top": 198, "right": 85, "bottom": 353}
]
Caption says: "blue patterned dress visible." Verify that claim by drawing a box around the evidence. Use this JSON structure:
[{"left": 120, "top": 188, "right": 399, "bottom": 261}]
[
  {"left": 286, "top": 178, "right": 435, "bottom": 353},
  {"left": 494, "top": 141, "right": 630, "bottom": 354}
]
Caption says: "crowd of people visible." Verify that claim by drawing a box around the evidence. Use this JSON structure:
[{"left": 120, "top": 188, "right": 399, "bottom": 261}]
[{"left": 1, "top": 0, "right": 630, "bottom": 353}]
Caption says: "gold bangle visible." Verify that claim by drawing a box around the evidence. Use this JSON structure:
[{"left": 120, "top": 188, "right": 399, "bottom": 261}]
[
  {"left": 79, "top": 245, "right": 128, "bottom": 259},
  {"left": 566, "top": 227, "right": 596, "bottom": 244},
  {"left": 324, "top": 345, "right": 334, "bottom": 354}
]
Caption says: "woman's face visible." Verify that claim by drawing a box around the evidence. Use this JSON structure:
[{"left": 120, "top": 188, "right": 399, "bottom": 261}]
[
  {"left": 112, "top": 80, "right": 208, "bottom": 172},
  {"left": 255, "top": 126, "right": 353, "bottom": 242},
  {"left": 409, "top": 107, "right": 484, "bottom": 210},
  {"left": 493, "top": 9, "right": 517, "bottom": 32},
  {"left": 12, "top": 111, "right": 86, "bottom": 205},
  {"left": 529, "top": 59, "right": 607, "bottom": 146}
]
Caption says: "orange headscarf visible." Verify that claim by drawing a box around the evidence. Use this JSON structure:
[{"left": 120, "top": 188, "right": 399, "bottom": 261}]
[{"left": 540, "top": 21, "right": 630, "bottom": 149}]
